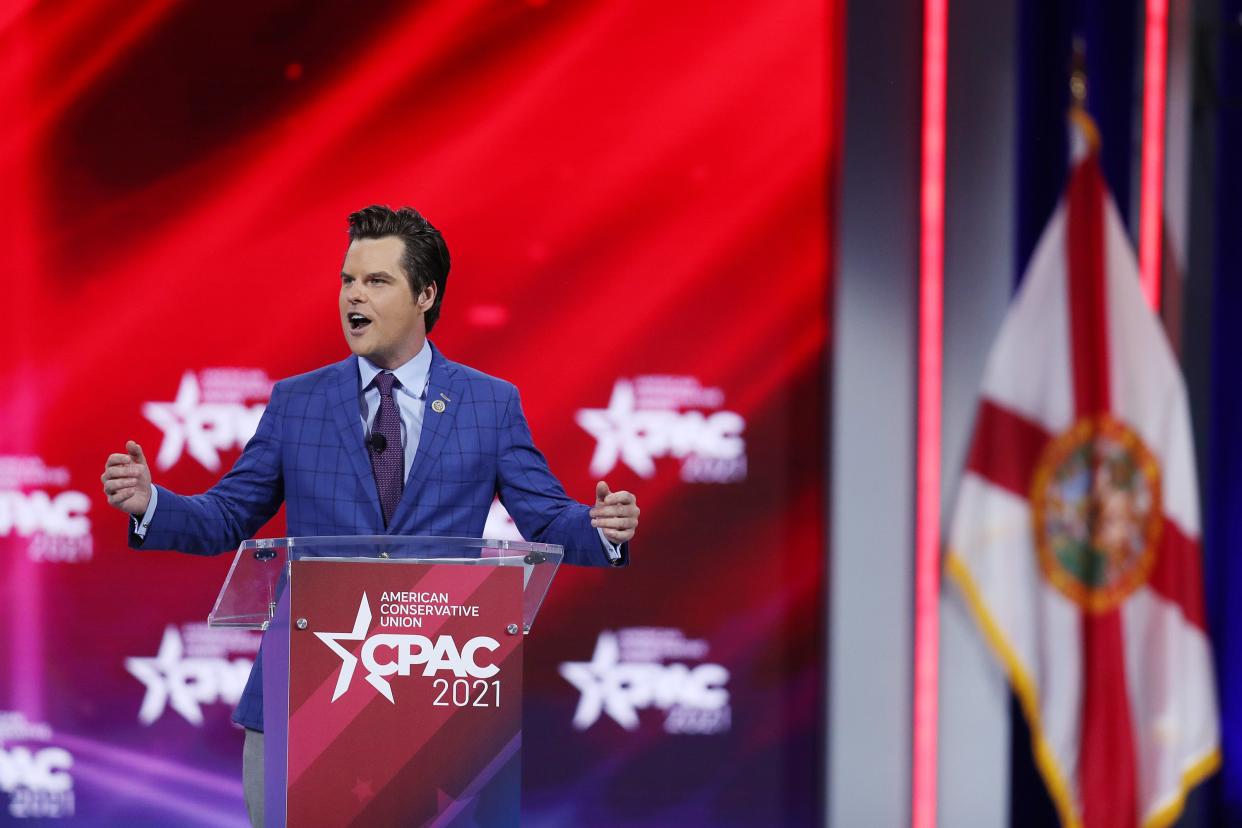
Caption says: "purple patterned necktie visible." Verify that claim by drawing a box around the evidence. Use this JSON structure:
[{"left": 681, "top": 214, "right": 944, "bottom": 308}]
[{"left": 368, "top": 371, "right": 403, "bottom": 526}]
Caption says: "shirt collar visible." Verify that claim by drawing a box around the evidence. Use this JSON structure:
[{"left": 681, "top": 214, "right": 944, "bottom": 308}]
[{"left": 358, "top": 340, "right": 432, "bottom": 399}]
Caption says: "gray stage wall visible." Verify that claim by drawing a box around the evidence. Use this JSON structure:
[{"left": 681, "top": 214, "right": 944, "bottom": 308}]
[{"left": 828, "top": 0, "right": 1018, "bottom": 823}]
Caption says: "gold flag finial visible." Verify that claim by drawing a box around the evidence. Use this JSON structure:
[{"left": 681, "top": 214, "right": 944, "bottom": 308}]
[
  {"left": 1069, "top": 37, "right": 1088, "bottom": 108},
  {"left": 1068, "top": 37, "right": 1100, "bottom": 152}
]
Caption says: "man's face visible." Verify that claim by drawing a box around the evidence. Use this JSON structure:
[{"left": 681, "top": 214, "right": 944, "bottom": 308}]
[{"left": 340, "top": 236, "right": 435, "bottom": 369}]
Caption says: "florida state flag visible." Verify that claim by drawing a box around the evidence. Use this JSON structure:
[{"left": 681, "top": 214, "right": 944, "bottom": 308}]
[{"left": 946, "top": 114, "right": 1220, "bottom": 828}]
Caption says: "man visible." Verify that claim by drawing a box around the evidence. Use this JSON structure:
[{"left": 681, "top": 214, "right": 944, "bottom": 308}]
[{"left": 99, "top": 205, "right": 639, "bottom": 825}]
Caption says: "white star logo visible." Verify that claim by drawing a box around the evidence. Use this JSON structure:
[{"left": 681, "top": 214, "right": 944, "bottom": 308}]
[
  {"left": 125, "top": 626, "right": 251, "bottom": 726},
  {"left": 315, "top": 594, "right": 384, "bottom": 702},
  {"left": 575, "top": 381, "right": 658, "bottom": 478},
  {"left": 558, "top": 631, "right": 641, "bottom": 730},
  {"left": 142, "top": 372, "right": 265, "bottom": 472},
  {"left": 559, "top": 631, "right": 733, "bottom": 733}
]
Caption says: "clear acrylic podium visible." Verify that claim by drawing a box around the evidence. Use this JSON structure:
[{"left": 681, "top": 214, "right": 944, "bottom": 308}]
[{"left": 208, "top": 536, "right": 564, "bottom": 828}]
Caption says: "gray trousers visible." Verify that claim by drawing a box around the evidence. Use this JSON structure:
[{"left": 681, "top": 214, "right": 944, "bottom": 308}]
[{"left": 242, "top": 728, "right": 264, "bottom": 828}]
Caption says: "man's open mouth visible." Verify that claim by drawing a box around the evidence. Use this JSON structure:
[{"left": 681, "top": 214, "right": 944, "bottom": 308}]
[{"left": 348, "top": 313, "right": 372, "bottom": 331}]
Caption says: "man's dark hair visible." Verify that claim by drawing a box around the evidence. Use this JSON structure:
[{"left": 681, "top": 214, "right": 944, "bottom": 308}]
[{"left": 347, "top": 205, "right": 451, "bottom": 333}]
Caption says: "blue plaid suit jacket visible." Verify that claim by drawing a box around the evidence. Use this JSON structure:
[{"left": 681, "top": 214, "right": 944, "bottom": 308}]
[{"left": 131, "top": 343, "right": 625, "bottom": 730}]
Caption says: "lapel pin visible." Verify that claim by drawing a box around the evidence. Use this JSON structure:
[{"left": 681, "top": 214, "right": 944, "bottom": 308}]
[
  {"left": 431, "top": 399, "right": 446, "bottom": 413},
  {"left": 439, "top": 392, "right": 451, "bottom": 402}
]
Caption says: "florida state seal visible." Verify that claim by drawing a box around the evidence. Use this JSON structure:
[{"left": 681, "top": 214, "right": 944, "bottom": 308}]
[{"left": 1030, "top": 415, "right": 1162, "bottom": 613}]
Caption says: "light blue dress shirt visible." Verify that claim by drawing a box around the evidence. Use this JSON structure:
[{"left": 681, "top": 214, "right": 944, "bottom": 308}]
[{"left": 357, "top": 342, "right": 432, "bottom": 478}]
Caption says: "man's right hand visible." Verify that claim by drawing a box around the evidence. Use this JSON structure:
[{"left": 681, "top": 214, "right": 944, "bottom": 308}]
[{"left": 101, "top": 441, "right": 153, "bottom": 516}]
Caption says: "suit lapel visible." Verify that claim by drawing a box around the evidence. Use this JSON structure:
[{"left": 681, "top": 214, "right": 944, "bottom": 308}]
[
  {"left": 326, "top": 356, "right": 382, "bottom": 524},
  {"left": 389, "top": 344, "right": 465, "bottom": 529}
]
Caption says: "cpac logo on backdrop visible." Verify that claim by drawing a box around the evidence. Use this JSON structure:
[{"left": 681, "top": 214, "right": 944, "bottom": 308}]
[
  {"left": 576, "top": 376, "right": 747, "bottom": 483},
  {"left": 125, "top": 623, "right": 259, "bottom": 725},
  {"left": 559, "top": 628, "right": 731, "bottom": 735},
  {"left": 318, "top": 593, "right": 500, "bottom": 703},
  {"left": 0, "top": 456, "right": 92, "bottom": 564},
  {"left": 0, "top": 711, "right": 74, "bottom": 819},
  {"left": 144, "top": 368, "right": 273, "bottom": 471}
]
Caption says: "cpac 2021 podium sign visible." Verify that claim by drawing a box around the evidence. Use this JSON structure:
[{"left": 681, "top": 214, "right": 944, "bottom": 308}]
[{"left": 209, "top": 536, "right": 562, "bottom": 828}]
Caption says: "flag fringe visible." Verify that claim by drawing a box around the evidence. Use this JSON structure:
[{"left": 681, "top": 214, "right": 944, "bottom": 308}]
[
  {"left": 945, "top": 552, "right": 1219, "bottom": 828},
  {"left": 1142, "top": 748, "right": 1220, "bottom": 828},
  {"left": 945, "top": 552, "right": 1081, "bottom": 828}
]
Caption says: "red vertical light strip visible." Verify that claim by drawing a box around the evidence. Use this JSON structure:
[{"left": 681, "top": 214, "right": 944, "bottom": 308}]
[
  {"left": 913, "top": 0, "right": 947, "bottom": 824},
  {"left": 1139, "top": 0, "right": 1169, "bottom": 311}
]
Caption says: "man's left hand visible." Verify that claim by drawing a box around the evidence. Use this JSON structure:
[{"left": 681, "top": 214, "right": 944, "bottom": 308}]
[{"left": 590, "top": 481, "right": 639, "bottom": 546}]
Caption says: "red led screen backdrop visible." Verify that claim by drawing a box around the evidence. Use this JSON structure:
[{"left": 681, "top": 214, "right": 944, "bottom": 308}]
[{"left": 0, "top": 1, "right": 838, "bottom": 824}]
